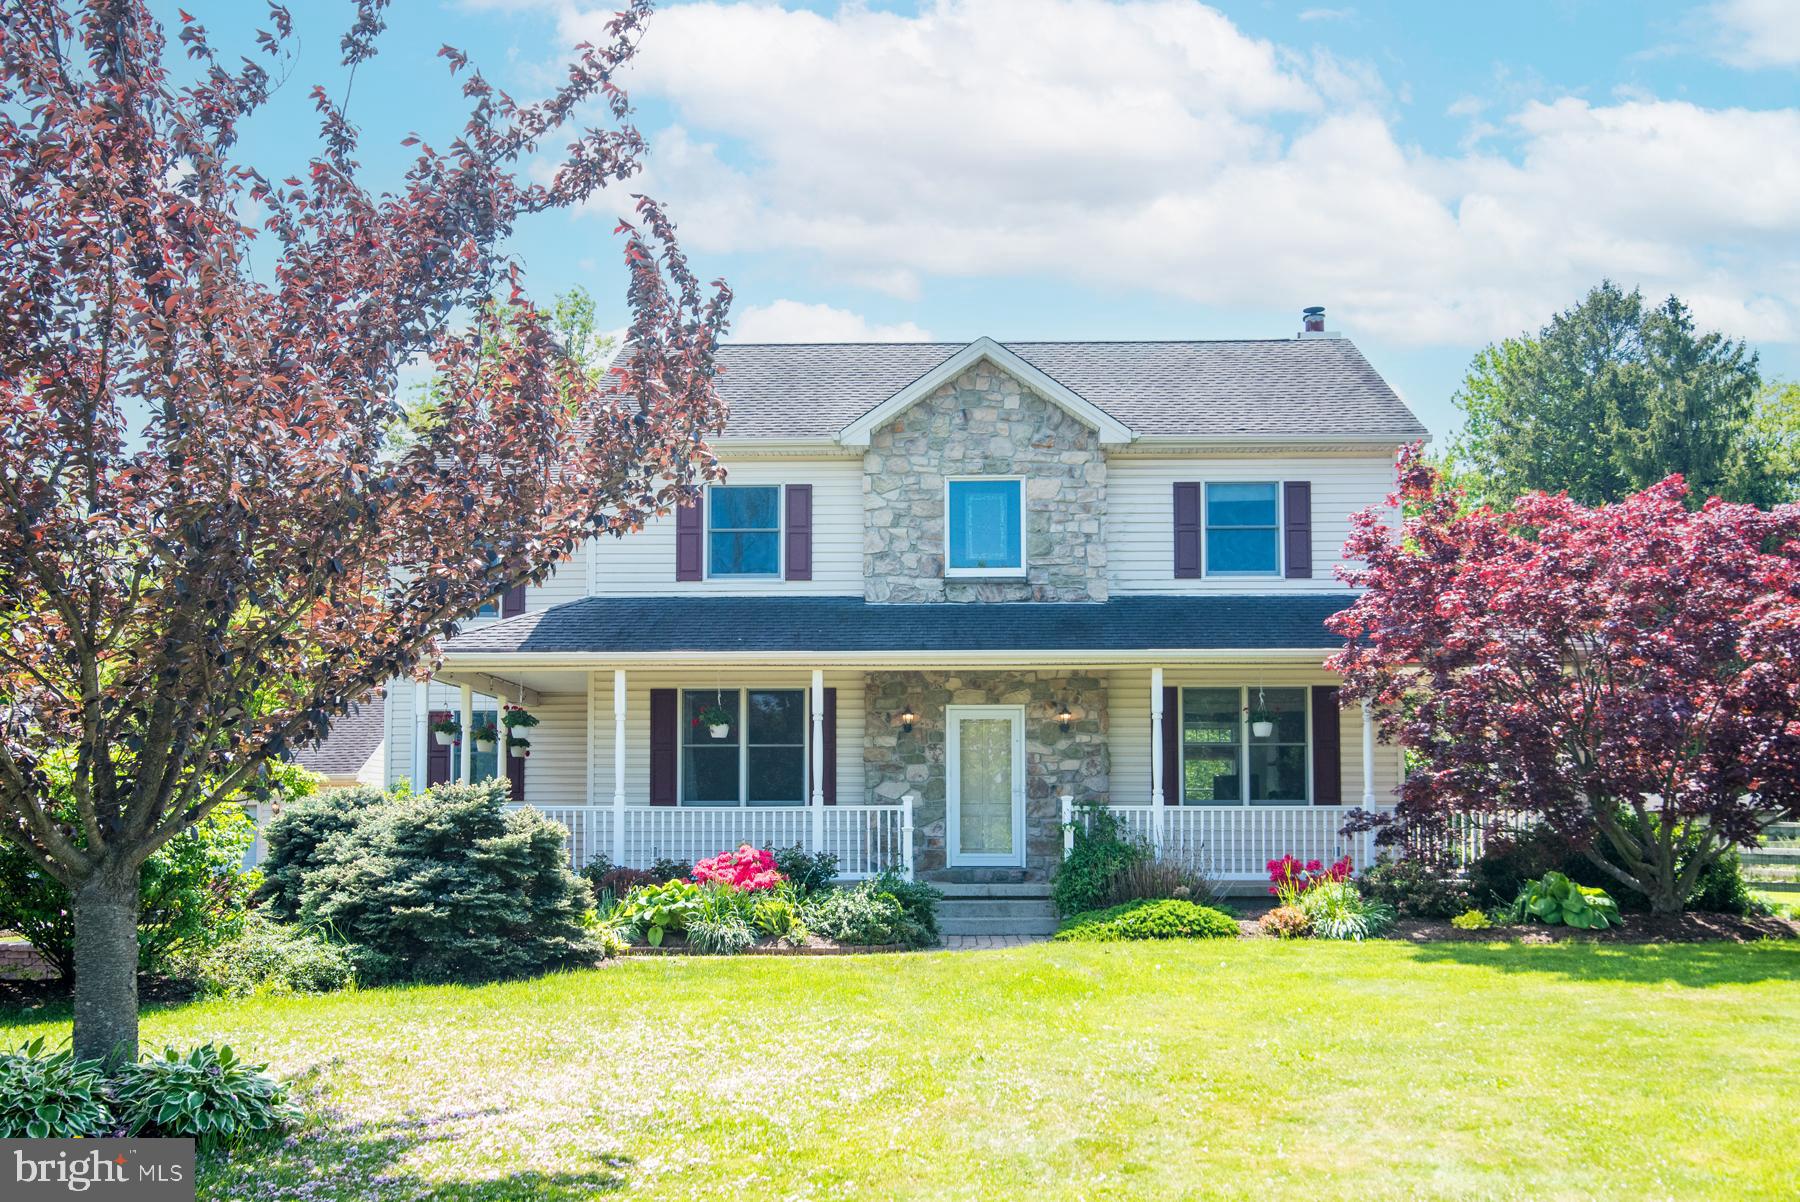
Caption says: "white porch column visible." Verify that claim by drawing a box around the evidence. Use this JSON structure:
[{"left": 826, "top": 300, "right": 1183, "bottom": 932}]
[
  {"left": 412, "top": 680, "right": 429, "bottom": 789},
  {"left": 612, "top": 669, "right": 627, "bottom": 866},
  {"left": 1360, "top": 700, "right": 1377, "bottom": 807},
  {"left": 458, "top": 683, "right": 474, "bottom": 784},
  {"left": 1149, "top": 667, "right": 1166, "bottom": 851},
  {"left": 810, "top": 669, "right": 826, "bottom": 852}
]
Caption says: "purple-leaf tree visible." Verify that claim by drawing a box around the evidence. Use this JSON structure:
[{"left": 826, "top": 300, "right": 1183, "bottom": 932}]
[{"left": 0, "top": 0, "right": 730, "bottom": 1060}]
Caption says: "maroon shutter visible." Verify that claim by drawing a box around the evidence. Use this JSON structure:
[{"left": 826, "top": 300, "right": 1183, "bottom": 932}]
[
  {"left": 500, "top": 584, "right": 526, "bottom": 617},
  {"left": 1161, "top": 686, "right": 1181, "bottom": 804},
  {"left": 675, "top": 499, "right": 704, "bottom": 581},
  {"left": 1173, "top": 483, "right": 1201, "bottom": 579},
  {"left": 812, "top": 687, "right": 837, "bottom": 804},
  {"left": 506, "top": 739, "right": 526, "bottom": 802},
  {"left": 649, "top": 689, "right": 678, "bottom": 805},
  {"left": 1283, "top": 481, "right": 1313, "bottom": 579},
  {"left": 426, "top": 710, "right": 452, "bottom": 787},
  {"left": 784, "top": 485, "right": 813, "bottom": 581},
  {"left": 1311, "top": 686, "right": 1341, "bottom": 805}
]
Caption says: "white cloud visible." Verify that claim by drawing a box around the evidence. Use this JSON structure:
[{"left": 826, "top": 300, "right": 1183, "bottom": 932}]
[
  {"left": 1705, "top": 0, "right": 1800, "bottom": 69},
  {"left": 1298, "top": 7, "right": 1355, "bottom": 21},
  {"left": 550, "top": 0, "right": 1800, "bottom": 346},
  {"left": 731, "top": 299, "right": 932, "bottom": 343}
]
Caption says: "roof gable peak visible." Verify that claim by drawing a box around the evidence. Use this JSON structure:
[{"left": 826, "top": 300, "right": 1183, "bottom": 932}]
[{"left": 837, "top": 336, "right": 1135, "bottom": 448}]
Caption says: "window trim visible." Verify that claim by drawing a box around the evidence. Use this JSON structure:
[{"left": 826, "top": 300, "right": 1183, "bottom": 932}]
[
  {"left": 705, "top": 484, "right": 786, "bottom": 581},
  {"left": 1202, "top": 480, "right": 1285, "bottom": 579},
  {"left": 1176, "top": 684, "right": 1311, "bottom": 805},
  {"left": 943, "top": 475, "right": 1027, "bottom": 579},
  {"left": 676, "top": 686, "right": 812, "bottom": 807}
]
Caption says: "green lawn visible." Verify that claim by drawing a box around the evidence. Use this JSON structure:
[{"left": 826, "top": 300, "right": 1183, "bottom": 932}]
[{"left": 6, "top": 940, "right": 1798, "bottom": 1201}]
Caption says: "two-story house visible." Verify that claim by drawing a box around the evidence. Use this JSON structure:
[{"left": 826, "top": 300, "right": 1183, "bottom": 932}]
[{"left": 371, "top": 309, "right": 1427, "bottom": 889}]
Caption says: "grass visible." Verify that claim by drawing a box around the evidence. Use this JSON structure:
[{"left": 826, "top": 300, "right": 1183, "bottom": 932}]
[{"left": 5, "top": 940, "right": 1799, "bottom": 1201}]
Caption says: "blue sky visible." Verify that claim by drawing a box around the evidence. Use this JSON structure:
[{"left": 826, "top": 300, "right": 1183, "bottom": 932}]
[{"left": 153, "top": 1, "right": 1800, "bottom": 439}]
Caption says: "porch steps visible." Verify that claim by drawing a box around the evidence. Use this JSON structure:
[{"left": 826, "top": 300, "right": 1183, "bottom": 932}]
[{"left": 936, "top": 887, "right": 1060, "bottom": 937}]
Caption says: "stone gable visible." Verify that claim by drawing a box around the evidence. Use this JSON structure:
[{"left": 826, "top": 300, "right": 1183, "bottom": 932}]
[{"left": 861, "top": 361, "right": 1107, "bottom": 603}]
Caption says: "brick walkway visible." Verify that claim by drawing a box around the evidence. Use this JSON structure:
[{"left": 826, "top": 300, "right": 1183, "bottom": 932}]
[{"left": 938, "top": 934, "right": 1048, "bottom": 951}]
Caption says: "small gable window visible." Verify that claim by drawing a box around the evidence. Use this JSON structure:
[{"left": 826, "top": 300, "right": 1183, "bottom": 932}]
[
  {"left": 946, "top": 478, "right": 1024, "bottom": 576},
  {"left": 708, "top": 485, "right": 782, "bottom": 577},
  {"left": 1205, "top": 482, "right": 1280, "bottom": 575}
]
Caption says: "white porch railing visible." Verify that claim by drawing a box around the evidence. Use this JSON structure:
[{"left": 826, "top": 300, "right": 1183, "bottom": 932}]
[{"left": 1062, "top": 800, "right": 1395, "bottom": 882}]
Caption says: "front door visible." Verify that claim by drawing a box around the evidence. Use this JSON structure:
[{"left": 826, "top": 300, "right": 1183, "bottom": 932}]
[{"left": 946, "top": 705, "right": 1025, "bottom": 867}]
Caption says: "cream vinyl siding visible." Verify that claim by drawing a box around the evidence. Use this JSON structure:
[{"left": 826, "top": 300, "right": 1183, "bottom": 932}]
[
  {"left": 586, "top": 457, "right": 863, "bottom": 596},
  {"left": 385, "top": 682, "right": 588, "bottom": 808},
  {"left": 1107, "top": 666, "right": 1401, "bottom": 806},
  {"left": 586, "top": 668, "right": 867, "bottom": 805},
  {"left": 1106, "top": 452, "right": 1397, "bottom": 594}
]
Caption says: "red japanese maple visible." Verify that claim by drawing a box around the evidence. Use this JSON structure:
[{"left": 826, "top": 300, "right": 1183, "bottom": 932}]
[
  {"left": 1327, "top": 445, "right": 1800, "bottom": 914},
  {"left": 0, "top": 1, "right": 729, "bottom": 1059}
]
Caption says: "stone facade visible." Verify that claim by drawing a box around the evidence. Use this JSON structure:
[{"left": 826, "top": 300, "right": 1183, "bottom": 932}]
[
  {"left": 862, "top": 363, "right": 1107, "bottom": 603},
  {"left": 864, "top": 669, "right": 1109, "bottom": 882}
]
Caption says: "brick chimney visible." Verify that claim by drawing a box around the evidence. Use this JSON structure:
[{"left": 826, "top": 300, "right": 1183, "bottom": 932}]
[{"left": 1298, "top": 305, "right": 1338, "bottom": 339}]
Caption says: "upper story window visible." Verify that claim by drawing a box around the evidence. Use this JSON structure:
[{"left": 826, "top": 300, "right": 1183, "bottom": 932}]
[
  {"left": 709, "top": 486, "right": 782, "bottom": 577},
  {"left": 946, "top": 477, "right": 1024, "bottom": 577},
  {"left": 1205, "top": 482, "right": 1280, "bottom": 575}
]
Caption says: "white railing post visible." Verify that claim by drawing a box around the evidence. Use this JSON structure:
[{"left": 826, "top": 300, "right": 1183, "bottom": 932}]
[
  {"left": 1060, "top": 794, "right": 1074, "bottom": 860},
  {"left": 810, "top": 669, "right": 826, "bottom": 854},
  {"left": 458, "top": 683, "right": 474, "bottom": 784},
  {"left": 902, "top": 793, "right": 916, "bottom": 881},
  {"left": 1150, "top": 668, "right": 1167, "bottom": 853},
  {"left": 612, "top": 669, "right": 628, "bottom": 866}
]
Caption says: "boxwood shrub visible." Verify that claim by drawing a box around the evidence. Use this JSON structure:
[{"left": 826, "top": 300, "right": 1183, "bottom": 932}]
[{"left": 1052, "top": 898, "right": 1239, "bottom": 942}]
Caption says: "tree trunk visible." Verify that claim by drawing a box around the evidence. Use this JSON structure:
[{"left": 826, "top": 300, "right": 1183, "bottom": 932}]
[{"left": 71, "top": 862, "right": 140, "bottom": 1067}]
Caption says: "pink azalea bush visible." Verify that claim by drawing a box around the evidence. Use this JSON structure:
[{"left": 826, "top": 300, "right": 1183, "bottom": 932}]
[
  {"left": 691, "top": 845, "right": 785, "bottom": 892},
  {"left": 1267, "top": 854, "right": 1353, "bottom": 905}
]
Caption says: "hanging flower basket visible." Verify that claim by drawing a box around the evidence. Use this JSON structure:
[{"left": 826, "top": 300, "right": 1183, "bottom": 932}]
[
  {"left": 1248, "top": 708, "right": 1276, "bottom": 738},
  {"left": 508, "top": 736, "right": 532, "bottom": 760},
  {"left": 695, "top": 702, "right": 733, "bottom": 739},
  {"left": 472, "top": 719, "right": 498, "bottom": 750},
  {"left": 430, "top": 716, "right": 460, "bottom": 746},
  {"left": 501, "top": 704, "right": 539, "bottom": 731}
]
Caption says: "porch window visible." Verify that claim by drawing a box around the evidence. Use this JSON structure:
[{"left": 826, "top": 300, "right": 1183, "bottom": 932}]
[
  {"left": 681, "top": 688, "right": 807, "bottom": 806},
  {"left": 946, "top": 477, "right": 1024, "bottom": 575},
  {"left": 708, "top": 486, "right": 782, "bottom": 577},
  {"left": 471, "top": 708, "right": 500, "bottom": 781},
  {"left": 1179, "top": 686, "right": 1308, "bottom": 804},
  {"left": 1204, "top": 482, "right": 1280, "bottom": 575}
]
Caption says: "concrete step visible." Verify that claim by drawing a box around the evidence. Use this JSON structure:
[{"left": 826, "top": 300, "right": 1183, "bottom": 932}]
[
  {"left": 939, "top": 899, "right": 1058, "bottom": 920},
  {"left": 939, "top": 914, "right": 1061, "bottom": 937},
  {"left": 934, "top": 882, "right": 1053, "bottom": 899}
]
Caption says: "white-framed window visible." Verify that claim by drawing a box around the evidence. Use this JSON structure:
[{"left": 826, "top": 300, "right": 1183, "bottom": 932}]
[
  {"left": 1204, "top": 482, "right": 1281, "bottom": 576},
  {"left": 944, "top": 476, "right": 1025, "bottom": 577},
  {"left": 1178, "top": 686, "right": 1309, "bottom": 804},
  {"left": 708, "top": 485, "right": 783, "bottom": 578},
  {"left": 680, "top": 688, "right": 809, "bottom": 806}
]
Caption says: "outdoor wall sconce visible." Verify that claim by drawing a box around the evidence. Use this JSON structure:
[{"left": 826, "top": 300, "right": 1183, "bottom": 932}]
[
  {"left": 1057, "top": 701, "right": 1074, "bottom": 734},
  {"left": 899, "top": 707, "right": 917, "bottom": 733}
]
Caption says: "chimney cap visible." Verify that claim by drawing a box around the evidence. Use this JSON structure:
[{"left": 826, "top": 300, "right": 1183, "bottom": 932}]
[
  {"left": 1302, "top": 305, "right": 1326, "bottom": 317},
  {"left": 1299, "top": 304, "right": 1338, "bottom": 339}
]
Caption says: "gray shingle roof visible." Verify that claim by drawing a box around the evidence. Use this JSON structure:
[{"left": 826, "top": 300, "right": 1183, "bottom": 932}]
[
  {"left": 294, "top": 700, "right": 384, "bottom": 778},
  {"left": 708, "top": 338, "right": 1425, "bottom": 440},
  {"left": 444, "top": 595, "right": 1356, "bottom": 655}
]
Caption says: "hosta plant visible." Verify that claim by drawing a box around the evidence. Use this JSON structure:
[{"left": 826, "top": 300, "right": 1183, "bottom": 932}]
[
  {"left": 1297, "top": 881, "right": 1396, "bottom": 941},
  {"left": 1451, "top": 908, "right": 1491, "bottom": 930},
  {"left": 0, "top": 1038, "right": 114, "bottom": 1139},
  {"left": 1509, "top": 873, "right": 1623, "bottom": 930},
  {"left": 113, "top": 1044, "right": 297, "bottom": 1149},
  {"left": 616, "top": 878, "right": 705, "bottom": 946}
]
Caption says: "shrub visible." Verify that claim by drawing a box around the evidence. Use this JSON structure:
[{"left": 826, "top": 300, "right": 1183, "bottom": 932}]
[
  {"left": 0, "top": 1038, "right": 113, "bottom": 1138},
  {"left": 1451, "top": 908, "right": 1490, "bottom": 930},
  {"left": 683, "top": 884, "right": 759, "bottom": 955},
  {"left": 751, "top": 894, "right": 807, "bottom": 944},
  {"left": 585, "top": 864, "right": 655, "bottom": 906},
  {"left": 1689, "top": 849, "right": 1760, "bottom": 916},
  {"left": 770, "top": 845, "right": 839, "bottom": 895},
  {"left": 293, "top": 780, "right": 599, "bottom": 983},
  {"left": 1357, "top": 854, "right": 1471, "bottom": 919},
  {"left": 113, "top": 1044, "right": 297, "bottom": 1149},
  {"left": 1052, "top": 898, "right": 1239, "bottom": 942},
  {"left": 615, "top": 878, "right": 705, "bottom": 947},
  {"left": 647, "top": 857, "right": 693, "bottom": 883},
  {"left": 1266, "top": 854, "right": 1352, "bottom": 905},
  {"left": 257, "top": 784, "right": 385, "bottom": 921},
  {"left": 1101, "top": 857, "right": 1222, "bottom": 908},
  {"left": 802, "top": 880, "right": 932, "bottom": 947},
  {"left": 1469, "top": 818, "right": 1759, "bottom": 915},
  {"left": 1257, "top": 905, "right": 1311, "bottom": 939},
  {"left": 692, "top": 845, "right": 784, "bottom": 891},
  {"left": 1296, "top": 881, "right": 1396, "bottom": 941},
  {"left": 869, "top": 870, "right": 942, "bottom": 939},
  {"left": 1507, "top": 872, "right": 1622, "bottom": 929},
  {"left": 1051, "top": 804, "right": 1148, "bottom": 917},
  {"left": 178, "top": 913, "right": 355, "bottom": 999}
]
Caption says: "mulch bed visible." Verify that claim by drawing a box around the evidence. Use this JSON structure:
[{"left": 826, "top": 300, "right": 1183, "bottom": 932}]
[{"left": 1230, "top": 902, "right": 1800, "bottom": 943}]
